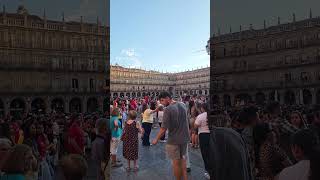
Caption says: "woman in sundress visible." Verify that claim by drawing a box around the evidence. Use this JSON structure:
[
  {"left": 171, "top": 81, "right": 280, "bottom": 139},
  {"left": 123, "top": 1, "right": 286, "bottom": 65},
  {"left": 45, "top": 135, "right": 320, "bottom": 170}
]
[{"left": 121, "top": 110, "right": 144, "bottom": 172}]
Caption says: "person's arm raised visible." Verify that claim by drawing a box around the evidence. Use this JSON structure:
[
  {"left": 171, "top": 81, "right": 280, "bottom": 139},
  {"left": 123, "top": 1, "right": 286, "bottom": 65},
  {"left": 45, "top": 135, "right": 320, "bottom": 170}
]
[{"left": 150, "top": 107, "right": 159, "bottom": 114}]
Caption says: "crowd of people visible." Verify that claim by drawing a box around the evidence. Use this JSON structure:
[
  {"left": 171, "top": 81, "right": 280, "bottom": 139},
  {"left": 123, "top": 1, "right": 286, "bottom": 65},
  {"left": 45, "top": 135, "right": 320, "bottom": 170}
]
[
  {"left": 206, "top": 101, "right": 320, "bottom": 180},
  {"left": 1, "top": 92, "right": 319, "bottom": 180},
  {"left": 110, "top": 93, "right": 208, "bottom": 179},
  {"left": 111, "top": 92, "right": 320, "bottom": 180},
  {"left": 0, "top": 111, "right": 111, "bottom": 180}
]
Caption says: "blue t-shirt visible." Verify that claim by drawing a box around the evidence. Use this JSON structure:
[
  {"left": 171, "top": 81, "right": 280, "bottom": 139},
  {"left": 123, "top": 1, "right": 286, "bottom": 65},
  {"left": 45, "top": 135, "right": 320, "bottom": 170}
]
[
  {"left": 110, "top": 116, "right": 122, "bottom": 138},
  {"left": 0, "top": 174, "right": 25, "bottom": 180}
]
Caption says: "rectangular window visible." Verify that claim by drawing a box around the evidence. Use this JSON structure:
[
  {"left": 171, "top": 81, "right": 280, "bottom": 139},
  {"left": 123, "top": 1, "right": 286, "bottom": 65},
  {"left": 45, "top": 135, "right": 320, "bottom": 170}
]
[
  {"left": 90, "top": 79, "right": 94, "bottom": 89},
  {"left": 72, "top": 79, "right": 78, "bottom": 89},
  {"left": 301, "top": 72, "right": 309, "bottom": 81},
  {"left": 284, "top": 73, "right": 292, "bottom": 81}
]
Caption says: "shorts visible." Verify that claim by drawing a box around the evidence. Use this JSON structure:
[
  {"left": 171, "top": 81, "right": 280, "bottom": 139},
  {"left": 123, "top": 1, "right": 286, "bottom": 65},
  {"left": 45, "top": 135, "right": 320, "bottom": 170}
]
[
  {"left": 110, "top": 137, "right": 120, "bottom": 155},
  {"left": 166, "top": 143, "right": 188, "bottom": 160},
  {"left": 192, "top": 129, "right": 198, "bottom": 134}
]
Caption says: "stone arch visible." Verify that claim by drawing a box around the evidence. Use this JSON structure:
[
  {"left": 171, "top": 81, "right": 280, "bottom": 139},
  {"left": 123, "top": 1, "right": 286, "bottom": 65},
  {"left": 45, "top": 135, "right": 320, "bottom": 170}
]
[
  {"left": 142, "top": 92, "right": 146, "bottom": 97},
  {"left": 212, "top": 95, "right": 220, "bottom": 105},
  {"left": 204, "top": 90, "right": 208, "bottom": 95},
  {"left": 51, "top": 98, "right": 64, "bottom": 113},
  {"left": 199, "top": 90, "right": 203, "bottom": 95},
  {"left": 0, "top": 99, "right": 4, "bottom": 118},
  {"left": 169, "top": 87, "right": 174, "bottom": 94},
  {"left": 126, "top": 92, "right": 130, "bottom": 97},
  {"left": 316, "top": 90, "right": 320, "bottom": 104},
  {"left": 132, "top": 92, "right": 136, "bottom": 97},
  {"left": 269, "top": 91, "right": 275, "bottom": 101},
  {"left": 120, "top": 92, "right": 124, "bottom": 98},
  {"left": 284, "top": 90, "right": 295, "bottom": 105},
  {"left": 113, "top": 93, "right": 118, "bottom": 98},
  {"left": 235, "top": 93, "right": 251, "bottom": 105},
  {"left": 87, "top": 97, "right": 98, "bottom": 113},
  {"left": 255, "top": 92, "right": 266, "bottom": 105},
  {"left": 223, "top": 94, "right": 231, "bottom": 106},
  {"left": 10, "top": 98, "right": 25, "bottom": 120},
  {"left": 137, "top": 92, "right": 141, "bottom": 97},
  {"left": 31, "top": 98, "right": 46, "bottom": 114},
  {"left": 69, "top": 97, "right": 82, "bottom": 113},
  {"left": 269, "top": 90, "right": 280, "bottom": 102},
  {"left": 302, "top": 89, "right": 312, "bottom": 105}
]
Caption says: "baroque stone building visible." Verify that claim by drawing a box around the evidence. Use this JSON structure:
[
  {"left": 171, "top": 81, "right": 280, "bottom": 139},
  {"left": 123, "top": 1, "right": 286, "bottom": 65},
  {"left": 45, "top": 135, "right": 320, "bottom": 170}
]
[
  {"left": 110, "top": 65, "right": 209, "bottom": 98},
  {"left": 0, "top": 6, "right": 109, "bottom": 118},
  {"left": 210, "top": 13, "right": 320, "bottom": 106}
]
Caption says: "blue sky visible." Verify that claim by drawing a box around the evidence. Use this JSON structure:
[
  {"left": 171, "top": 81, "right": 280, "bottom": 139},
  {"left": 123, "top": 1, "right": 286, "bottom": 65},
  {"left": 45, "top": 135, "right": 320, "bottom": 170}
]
[
  {"left": 2, "top": 0, "right": 108, "bottom": 25},
  {"left": 111, "top": 0, "right": 210, "bottom": 72}
]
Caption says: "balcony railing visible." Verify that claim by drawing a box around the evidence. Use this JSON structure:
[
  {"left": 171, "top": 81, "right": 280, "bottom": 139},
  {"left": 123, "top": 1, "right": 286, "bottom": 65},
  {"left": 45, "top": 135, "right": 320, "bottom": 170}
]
[
  {"left": 213, "top": 79, "right": 320, "bottom": 92},
  {"left": 212, "top": 56, "right": 320, "bottom": 75}
]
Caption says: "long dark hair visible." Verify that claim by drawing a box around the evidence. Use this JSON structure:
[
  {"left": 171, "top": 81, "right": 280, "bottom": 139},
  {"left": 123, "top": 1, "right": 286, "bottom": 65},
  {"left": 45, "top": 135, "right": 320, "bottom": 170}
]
[
  {"left": 289, "top": 111, "right": 307, "bottom": 128},
  {"left": 142, "top": 104, "right": 149, "bottom": 113},
  {"left": 291, "top": 129, "right": 320, "bottom": 180},
  {"left": 0, "top": 122, "right": 11, "bottom": 140},
  {"left": 189, "top": 101, "right": 194, "bottom": 115},
  {"left": 200, "top": 103, "right": 209, "bottom": 113},
  {"left": 253, "top": 123, "right": 272, "bottom": 165}
]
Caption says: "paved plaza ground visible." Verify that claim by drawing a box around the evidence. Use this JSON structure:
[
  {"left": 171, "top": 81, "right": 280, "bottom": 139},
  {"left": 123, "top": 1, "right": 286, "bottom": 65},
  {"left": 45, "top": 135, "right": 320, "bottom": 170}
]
[{"left": 111, "top": 128, "right": 207, "bottom": 180}]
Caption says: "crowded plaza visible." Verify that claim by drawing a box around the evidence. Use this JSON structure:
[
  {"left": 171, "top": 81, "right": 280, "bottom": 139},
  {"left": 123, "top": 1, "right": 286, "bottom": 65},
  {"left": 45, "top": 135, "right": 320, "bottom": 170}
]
[
  {"left": 0, "top": 108, "right": 111, "bottom": 180},
  {"left": 0, "top": 90, "right": 319, "bottom": 180},
  {"left": 109, "top": 91, "right": 320, "bottom": 180}
]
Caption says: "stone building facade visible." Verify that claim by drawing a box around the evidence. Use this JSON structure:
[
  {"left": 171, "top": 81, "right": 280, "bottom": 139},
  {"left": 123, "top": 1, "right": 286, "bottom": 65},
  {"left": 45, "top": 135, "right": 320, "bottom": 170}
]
[
  {"left": 0, "top": 6, "right": 109, "bottom": 118},
  {"left": 210, "top": 14, "right": 320, "bottom": 107},
  {"left": 110, "top": 65, "right": 209, "bottom": 98}
]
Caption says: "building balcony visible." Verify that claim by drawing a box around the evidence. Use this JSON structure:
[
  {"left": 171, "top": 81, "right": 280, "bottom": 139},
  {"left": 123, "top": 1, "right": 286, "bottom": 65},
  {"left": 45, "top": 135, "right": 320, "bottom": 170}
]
[
  {"left": 212, "top": 56, "right": 320, "bottom": 75},
  {"left": 213, "top": 79, "right": 320, "bottom": 93}
]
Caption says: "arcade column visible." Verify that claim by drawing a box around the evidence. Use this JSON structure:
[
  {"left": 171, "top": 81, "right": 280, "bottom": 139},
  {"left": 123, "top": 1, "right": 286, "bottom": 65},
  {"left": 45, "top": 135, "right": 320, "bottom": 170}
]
[
  {"left": 65, "top": 97, "right": 69, "bottom": 113},
  {"left": 82, "top": 97, "right": 87, "bottom": 113},
  {"left": 26, "top": 97, "right": 32, "bottom": 113},
  {"left": 311, "top": 88, "right": 317, "bottom": 105},
  {"left": 45, "top": 97, "right": 50, "bottom": 114},
  {"left": 296, "top": 89, "right": 302, "bottom": 105}
]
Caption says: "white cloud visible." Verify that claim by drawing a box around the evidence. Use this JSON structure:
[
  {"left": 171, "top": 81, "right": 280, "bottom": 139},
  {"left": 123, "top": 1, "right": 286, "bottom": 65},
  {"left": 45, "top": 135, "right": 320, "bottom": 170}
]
[
  {"left": 121, "top": 48, "right": 138, "bottom": 57},
  {"left": 172, "top": 64, "right": 182, "bottom": 68},
  {"left": 112, "top": 48, "right": 142, "bottom": 68}
]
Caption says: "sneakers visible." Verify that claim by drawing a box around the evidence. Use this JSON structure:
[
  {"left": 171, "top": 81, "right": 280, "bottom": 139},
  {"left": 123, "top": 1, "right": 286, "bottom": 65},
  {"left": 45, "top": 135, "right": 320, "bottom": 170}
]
[{"left": 204, "top": 172, "right": 210, "bottom": 179}]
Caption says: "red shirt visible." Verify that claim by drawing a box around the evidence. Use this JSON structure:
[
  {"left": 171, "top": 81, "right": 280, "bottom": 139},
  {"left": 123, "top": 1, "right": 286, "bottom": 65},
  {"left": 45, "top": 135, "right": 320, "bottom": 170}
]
[
  {"left": 37, "top": 134, "right": 47, "bottom": 160},
  {"left": 67, "top": 122, "right": 85, "bottom": 154},
  {"left": 113, "top": 100, "right": 118, "bottom": 108}
]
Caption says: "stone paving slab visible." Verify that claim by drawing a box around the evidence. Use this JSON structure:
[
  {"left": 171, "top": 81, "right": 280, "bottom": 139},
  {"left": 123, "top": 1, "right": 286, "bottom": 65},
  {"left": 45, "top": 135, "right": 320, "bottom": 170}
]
[{"left": 111, "top": 128, "right": 207, "bottom": 180}]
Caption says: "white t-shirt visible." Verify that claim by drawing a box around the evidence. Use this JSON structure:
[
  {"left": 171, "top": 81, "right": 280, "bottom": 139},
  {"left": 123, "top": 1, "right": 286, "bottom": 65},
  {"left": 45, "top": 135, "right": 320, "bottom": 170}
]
[
  {"left": 195, "top": 112, "right": 210, "bottom": 134},
  {"left": 277, "top": 160, "right": 310, "bottom": 180},
  {"left": 158, "top": 111, "right": 164, "bottom": 123},
  {"left": 142, "top": 109, "right": 154, "bottom": 123},
  {"left": 52, "top": 122, "right": 60, "bottom": 136}
]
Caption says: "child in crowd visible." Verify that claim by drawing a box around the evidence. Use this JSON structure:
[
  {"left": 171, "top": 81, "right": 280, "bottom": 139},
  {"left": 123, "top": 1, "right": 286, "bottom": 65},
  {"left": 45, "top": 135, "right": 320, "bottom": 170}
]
[{"left": 121, "top": 110, "right": 144, "bottom": 172}]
